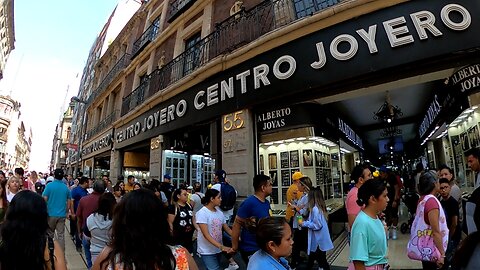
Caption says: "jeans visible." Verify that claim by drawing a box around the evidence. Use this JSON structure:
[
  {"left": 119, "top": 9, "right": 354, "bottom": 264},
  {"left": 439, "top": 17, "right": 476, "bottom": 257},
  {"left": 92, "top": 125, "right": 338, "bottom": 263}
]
[
  {"left": 201, "top": 253, "right": 222, "bottom": 270},
  {"left": 82, "top": 234, "right": 92, "bottom": 269},
  {"left": 47, "top": 217, "right": 66, "bottom": 252}
]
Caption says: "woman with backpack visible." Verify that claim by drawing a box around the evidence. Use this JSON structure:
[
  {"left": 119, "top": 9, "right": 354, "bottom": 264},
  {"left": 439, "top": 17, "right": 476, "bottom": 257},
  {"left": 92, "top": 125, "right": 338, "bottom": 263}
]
[
  {"left": 196, "top": 188, "right": 234, "bottom": 270},
  {"left": 407, "top": 171, "right": 447, "bottom": 270},
  {"left": 168, "top": 187, "right": 198, "bottom": 253},
  {"left": 300, "top": 187, "right": 333, "bottom": 270}
]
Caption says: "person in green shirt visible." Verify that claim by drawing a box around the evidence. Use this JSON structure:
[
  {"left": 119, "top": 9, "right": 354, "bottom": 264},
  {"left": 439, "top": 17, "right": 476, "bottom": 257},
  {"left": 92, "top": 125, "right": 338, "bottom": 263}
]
[{"left": 349, "top": 179, "right": 389, "bottom": 270}]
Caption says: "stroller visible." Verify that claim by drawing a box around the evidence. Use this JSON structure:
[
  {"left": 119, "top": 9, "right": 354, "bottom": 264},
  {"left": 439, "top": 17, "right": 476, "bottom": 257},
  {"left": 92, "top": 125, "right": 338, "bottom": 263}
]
[{"left": 400, "top": 188, "right": 419, "bottom": 234}]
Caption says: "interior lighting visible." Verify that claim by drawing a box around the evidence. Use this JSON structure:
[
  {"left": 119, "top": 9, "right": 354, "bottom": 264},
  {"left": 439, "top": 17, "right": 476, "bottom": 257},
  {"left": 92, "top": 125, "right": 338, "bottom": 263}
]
[
  {"left": 264, "top": 142, "right": 274, "bottom": 146},
  {"left": 284, "top": 139, "right": 295, "bottom": 143},
  {"left": 296, "top": 137, "right": 307, "bottom": 141},
  {"left": 273, "top": 140, "right": 285, "bottom": 144}
]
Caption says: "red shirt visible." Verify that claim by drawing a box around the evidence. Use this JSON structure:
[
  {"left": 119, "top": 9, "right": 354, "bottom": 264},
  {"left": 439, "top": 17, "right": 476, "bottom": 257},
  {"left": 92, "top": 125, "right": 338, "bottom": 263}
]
[{"left": 76, "top": 192, "right": 102, "bottom": 229}]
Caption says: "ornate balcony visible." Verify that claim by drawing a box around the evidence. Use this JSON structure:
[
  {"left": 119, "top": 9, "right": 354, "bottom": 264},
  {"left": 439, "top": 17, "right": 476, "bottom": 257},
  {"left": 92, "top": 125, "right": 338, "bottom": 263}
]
[
  {"left": 131, "top": 23, "right": 160, "bottom": 59},
  {"left": 84, "top": 110, "right": 119, "bottom": 141},
  {"left": 121, "top": 80, "right": 150, "bottom": 116},
  {"left": 88, "top": 54, "right": 130, "bottom": 104},
  {"left": 121, "top": 0, "right": 339, "bottom": 115}
]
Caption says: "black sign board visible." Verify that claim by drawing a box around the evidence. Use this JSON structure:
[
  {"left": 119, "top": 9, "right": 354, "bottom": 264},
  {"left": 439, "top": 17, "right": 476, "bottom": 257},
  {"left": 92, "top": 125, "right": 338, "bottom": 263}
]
[
  {"left": 115, "top": 0, "right": 480, "bottom": 149},
  {"left": 450, "top": 63, "right": 480, "bottom": 95}
]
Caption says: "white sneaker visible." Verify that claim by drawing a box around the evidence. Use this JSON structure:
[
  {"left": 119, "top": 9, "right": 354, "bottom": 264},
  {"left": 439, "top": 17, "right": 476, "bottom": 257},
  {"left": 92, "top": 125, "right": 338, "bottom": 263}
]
[
  {"left": 225, "top": 263, "right": 239, "bottom": 270},
  {"left": 392, "top": 227, "right": 398, "bottom": 240},
  {"left": 387, "top": 227, "right": 391, "bottom": 240}
]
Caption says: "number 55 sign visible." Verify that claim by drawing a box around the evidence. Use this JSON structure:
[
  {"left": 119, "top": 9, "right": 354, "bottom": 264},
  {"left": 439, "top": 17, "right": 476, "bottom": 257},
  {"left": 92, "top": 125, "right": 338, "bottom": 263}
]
[{"left": 223, "top": 110, "right": 246, "bottom": 132}]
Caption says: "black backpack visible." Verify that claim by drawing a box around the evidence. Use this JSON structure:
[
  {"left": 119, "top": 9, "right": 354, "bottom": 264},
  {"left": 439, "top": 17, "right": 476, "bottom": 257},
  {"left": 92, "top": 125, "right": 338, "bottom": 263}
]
[{"left": 220, "top": 182, "right": 237, "bottom": 211}]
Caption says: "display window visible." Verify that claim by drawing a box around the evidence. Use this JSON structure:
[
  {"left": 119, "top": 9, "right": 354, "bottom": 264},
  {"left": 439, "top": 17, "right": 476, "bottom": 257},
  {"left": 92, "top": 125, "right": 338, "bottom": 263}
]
[{"left": 258, "top": 135, "right": 341, "bottom": 206}]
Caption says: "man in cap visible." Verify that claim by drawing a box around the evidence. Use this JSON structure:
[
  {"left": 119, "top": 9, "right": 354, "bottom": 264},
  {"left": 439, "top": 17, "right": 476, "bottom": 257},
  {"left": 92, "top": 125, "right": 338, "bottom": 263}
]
[
  {"left": 285, "top": 171, "right": 304, "bottom": 223},
  {"left": 160, "top": 174, "right": 175, "bottom": 205},
  {"left": 43, "top": 168, "right": 73, "bottom": 253}
]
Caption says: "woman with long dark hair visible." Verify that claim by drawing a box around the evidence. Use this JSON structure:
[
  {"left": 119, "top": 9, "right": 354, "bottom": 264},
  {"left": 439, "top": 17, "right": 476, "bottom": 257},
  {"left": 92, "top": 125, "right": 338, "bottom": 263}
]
[
  {"left": 168, "top": 187, "right": 197, "bottom": 253},
  {"left": 0, "top": 190, "right": 67, "bottom": 269},
  {"left": 349, "top": 179, "right": 389, "bottom": 270},
  {"left": 93, "top": 189, "right": 198, "bottom": 270}
]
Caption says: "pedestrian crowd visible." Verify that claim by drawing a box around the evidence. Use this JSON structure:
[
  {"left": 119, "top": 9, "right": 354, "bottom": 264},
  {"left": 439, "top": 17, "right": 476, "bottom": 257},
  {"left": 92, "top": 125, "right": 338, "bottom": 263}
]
[{"left": 0, "top": 148, "right": 478, "bottom": 270}]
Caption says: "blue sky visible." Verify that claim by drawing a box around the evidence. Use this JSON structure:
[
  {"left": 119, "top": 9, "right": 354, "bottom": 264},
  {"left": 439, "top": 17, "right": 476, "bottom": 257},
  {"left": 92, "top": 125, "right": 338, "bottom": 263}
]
[{"left": 0, "top": 0, "right": 120, "bottom": 171}]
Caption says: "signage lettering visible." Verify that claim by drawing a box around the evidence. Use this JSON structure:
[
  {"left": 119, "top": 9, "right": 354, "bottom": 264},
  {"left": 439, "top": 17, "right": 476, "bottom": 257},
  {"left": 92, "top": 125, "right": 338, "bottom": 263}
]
[
  {"left": 338, "top": 118, "right": 364, "bottom": 150},
  {"left": 419, "top": 95, "right": 442, "bottom": 138},
  {"left": 223, "top": 111, "right": 246, "bottom": 132},
  {"left": 257, "top": 107, "right": 291, "bottom": 131},
  {"left": 82, "top": 132, "right": 113, "bottom": 157},
  {"left": 451, "top": 64, "right": 480, "bottom": 93},
  {"left": 311, "top": 4, "right": 471, "bottom": 69},
  {"left": 116, "top": 99, "right": 187, "bottom": 143}
]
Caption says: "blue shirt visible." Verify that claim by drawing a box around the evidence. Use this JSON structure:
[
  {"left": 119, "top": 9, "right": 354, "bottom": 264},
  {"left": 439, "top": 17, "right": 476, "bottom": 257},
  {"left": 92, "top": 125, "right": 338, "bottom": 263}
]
[
  {"left": 71, "top": 186, "right": 88, "bottom": 212},
  {"left": 247, "top": 250, "right": 291, "bottom": 270},
  {"left": 350, "top": 211, "right": 388, "bottom": 266},
  {"left": 43, "top": 179, "right": 71, "bottom": 218},
  {"left": 236, "top": 195, "right": 271, "bottom": 252},
  {"left": 302, "top": 206, "right": 333, "bottom": 253}
]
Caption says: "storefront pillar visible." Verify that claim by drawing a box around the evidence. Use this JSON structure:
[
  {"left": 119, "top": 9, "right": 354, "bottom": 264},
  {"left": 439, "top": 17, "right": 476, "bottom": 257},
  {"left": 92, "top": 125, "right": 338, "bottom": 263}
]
[
  {"left": 221, "top": 109, "right": 255, "bottom": 196},
  {"left": 110, "top": 149, "right": 122, "bottom": 181},
  {"left": 150, "top": 135, "right": 163, "bottom": 180}
]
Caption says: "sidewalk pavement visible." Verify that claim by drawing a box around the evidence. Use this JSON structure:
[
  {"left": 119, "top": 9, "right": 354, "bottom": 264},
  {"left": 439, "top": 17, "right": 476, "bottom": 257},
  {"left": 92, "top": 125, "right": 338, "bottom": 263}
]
[{"left": 64, "top": 220, "right": 88, "bottom": 270}]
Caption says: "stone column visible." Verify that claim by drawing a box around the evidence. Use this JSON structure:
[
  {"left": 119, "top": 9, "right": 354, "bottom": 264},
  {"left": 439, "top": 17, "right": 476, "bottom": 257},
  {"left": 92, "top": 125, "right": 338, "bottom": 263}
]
[
  {"left": 110, "top": 149, "right": 122, "bottom": 180},
  {"left": 221, "top": 109, "right": 256, "bottom": 197},
  {"left": 150, "top": 135, "right": 163, "bottom": 180}
]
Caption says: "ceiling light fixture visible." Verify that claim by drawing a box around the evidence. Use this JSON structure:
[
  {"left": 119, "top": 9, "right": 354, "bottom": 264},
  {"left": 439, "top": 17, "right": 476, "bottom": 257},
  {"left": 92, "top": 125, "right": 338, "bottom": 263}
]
[{"left": 373, "top": 91, "right": 404, "bottom": 125}]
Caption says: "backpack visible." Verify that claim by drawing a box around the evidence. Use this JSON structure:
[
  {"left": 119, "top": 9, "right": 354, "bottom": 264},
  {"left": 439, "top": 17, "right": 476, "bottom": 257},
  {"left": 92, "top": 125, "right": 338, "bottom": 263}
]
[
  {"left": 220, "top": 182, "right": 237, "bottom": 211},
  {"left": 35, "top": 182, "right": 45, "bottom": 194}
]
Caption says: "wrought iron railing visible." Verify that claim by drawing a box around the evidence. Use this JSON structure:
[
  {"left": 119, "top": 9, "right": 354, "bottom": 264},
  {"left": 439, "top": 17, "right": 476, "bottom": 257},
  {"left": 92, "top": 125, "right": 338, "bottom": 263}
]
[
  {"left": 121, "top": 80, "right": 150, "bottom": 116},
  {"left": 84, "top": 110, "right": 119, "bottom": 141},
  {"left": 131, "top": 23, "right": 160, "bottom": 58},
  {"left": 121, "top": 0, "right": 339, "bottom": 116},
  {"left": 88, "top": 54, "right": 130, "bottom": 104}
]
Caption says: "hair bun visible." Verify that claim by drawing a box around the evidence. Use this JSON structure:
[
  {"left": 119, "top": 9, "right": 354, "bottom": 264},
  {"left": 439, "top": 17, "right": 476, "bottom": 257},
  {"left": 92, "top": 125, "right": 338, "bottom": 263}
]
[{"left": 356, "top": 198, "right": 364, "bottom": 206}]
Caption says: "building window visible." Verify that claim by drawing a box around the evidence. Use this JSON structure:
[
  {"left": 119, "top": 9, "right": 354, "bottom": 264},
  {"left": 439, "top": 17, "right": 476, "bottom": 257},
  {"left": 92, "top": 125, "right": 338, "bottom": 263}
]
[
  {"left": 183, "top": 32, "right": 202, "bottom": 76},
  {"left": 293, "top": 0, "right": 337, "bottom": 19}
]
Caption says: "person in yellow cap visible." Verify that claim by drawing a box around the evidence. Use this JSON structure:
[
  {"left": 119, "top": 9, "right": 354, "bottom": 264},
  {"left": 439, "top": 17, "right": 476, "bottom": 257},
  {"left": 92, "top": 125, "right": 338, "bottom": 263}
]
[{"left": 285, "top": 171, "right": 304, "bottom": 223}]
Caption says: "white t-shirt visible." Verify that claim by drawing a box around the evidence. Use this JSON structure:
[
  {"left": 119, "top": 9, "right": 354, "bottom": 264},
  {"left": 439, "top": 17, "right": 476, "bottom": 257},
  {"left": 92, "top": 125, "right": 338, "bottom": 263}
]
[
  {"left": 195, "top": 206, "right": 225, "bottom": 255},
  {"left": 211, "top": 183, "right": 234, "bottom": 220}
]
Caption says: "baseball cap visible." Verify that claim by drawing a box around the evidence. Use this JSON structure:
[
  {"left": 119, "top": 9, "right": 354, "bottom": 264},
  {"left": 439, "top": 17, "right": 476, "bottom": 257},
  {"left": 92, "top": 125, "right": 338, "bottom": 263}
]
[
  {"left": 379, "top": 165, "right": 388, "bottom": 172},
  {"left": 163, "top": 174, "right": 171, "bottom": 179},
  {"left": 292, "top": 171, "right": 304, "bottom": 181},
  {"left": 187, "top": 185, "right": 193, "bottom": 190}
]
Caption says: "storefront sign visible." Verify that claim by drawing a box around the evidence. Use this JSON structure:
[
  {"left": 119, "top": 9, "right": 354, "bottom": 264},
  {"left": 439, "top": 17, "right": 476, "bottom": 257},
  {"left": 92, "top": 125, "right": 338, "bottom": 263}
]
[
  {"left": 82, "top": 130, "right": 113, "bottom": 158},
  {"left": 419, "top": 95, "right": 442, "bottom": 138},
  {"left": 338, "top": 118, "right": 364, "bottom": 150},
  {"left": 257, "top": 107, "right": 292, "bottom": 132},
  {"left": 450, "top": 63, "right": 480, "bottom": 94},
  {"left": 115, "top": 0, "right": 480, "bottom": 149}
]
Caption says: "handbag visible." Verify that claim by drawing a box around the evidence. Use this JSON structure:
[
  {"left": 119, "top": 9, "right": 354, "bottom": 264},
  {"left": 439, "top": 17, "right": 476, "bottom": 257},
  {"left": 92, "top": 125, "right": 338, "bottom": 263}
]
[{"left": 407, "top": 194, "right": 448, "bottom": 262}]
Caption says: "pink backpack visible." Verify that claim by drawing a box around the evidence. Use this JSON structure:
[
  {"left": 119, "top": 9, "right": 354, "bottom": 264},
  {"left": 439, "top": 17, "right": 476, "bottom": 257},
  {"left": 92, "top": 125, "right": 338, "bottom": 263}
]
[{"left": 407, "top": 194, "right": 448, "bottom": 262}]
